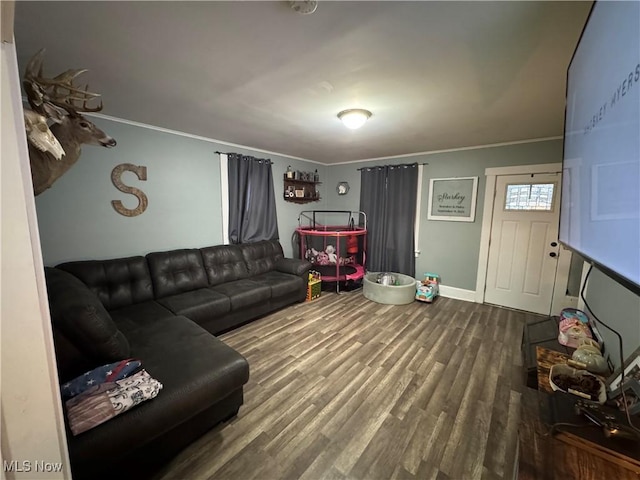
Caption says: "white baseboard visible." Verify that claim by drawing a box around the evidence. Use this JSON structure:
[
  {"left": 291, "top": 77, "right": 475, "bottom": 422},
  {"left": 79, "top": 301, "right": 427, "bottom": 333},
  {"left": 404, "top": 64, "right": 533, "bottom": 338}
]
[{"left": 439, "top": 285, "right": 476, "bottom": 303}]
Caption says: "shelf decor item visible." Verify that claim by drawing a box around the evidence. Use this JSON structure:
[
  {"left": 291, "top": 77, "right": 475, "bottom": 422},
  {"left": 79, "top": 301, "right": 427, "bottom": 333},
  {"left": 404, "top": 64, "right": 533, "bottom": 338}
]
[{"left": 286, "top": 166, "right": 295, "bottom": 179}]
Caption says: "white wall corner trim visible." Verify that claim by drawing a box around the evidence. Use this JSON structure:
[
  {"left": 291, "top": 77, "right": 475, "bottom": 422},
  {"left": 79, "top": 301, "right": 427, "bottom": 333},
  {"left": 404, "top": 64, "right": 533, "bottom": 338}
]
[
  {"left": 475, "top": 174, "right": 497, "bottom": 304},
  {"left": 414, "top": 164, "right": 423, "bottom": 257},
  {"left": 439, "top": 285, "right": 477, "bottom": 303},
  {"left": 219, "top": 153, "right": 229, "bottom": 244}
]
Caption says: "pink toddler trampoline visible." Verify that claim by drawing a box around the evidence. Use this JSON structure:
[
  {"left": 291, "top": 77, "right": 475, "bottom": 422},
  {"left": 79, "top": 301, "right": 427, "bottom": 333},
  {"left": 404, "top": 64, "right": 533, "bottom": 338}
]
[{"left": 296, "top": 210, "right": 367, "bottom": 293}]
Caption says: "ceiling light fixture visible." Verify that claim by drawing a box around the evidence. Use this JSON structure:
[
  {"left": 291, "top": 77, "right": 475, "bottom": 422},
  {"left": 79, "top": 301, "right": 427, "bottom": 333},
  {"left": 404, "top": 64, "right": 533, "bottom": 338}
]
[
  {"left": 337, "top": 109, "right": 372, "bottom": 130},
  {"left": 289, "top": 1, "right": 318, "bottom": 15}
]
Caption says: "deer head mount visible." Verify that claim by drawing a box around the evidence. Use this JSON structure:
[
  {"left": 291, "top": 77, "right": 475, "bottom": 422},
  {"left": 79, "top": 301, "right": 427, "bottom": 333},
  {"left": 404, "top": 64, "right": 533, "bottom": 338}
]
[{"left": 23, "top": 49, "right": 116, "bottom": 196}]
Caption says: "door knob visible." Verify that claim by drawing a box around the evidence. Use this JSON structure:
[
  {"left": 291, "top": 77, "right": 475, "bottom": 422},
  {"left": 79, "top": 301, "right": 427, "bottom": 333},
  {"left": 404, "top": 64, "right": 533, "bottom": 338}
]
[
  {"left": 549, "top": 252, "right": 557, "bottom": 258},
  {"left": 550, "top": 242, "right": 558, "bottom": 247}
]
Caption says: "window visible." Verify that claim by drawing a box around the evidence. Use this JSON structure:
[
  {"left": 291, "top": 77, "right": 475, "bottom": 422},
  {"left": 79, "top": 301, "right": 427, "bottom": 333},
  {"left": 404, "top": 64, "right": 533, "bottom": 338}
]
[{"left": 505, "top": 183, "right": 555, "bottom": 211}]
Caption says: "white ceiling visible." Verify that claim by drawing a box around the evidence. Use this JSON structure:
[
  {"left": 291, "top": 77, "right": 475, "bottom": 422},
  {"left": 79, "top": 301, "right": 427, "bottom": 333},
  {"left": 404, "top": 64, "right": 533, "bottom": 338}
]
[{"left": 13, "top": 1, "right": 592, "bottom": 164}]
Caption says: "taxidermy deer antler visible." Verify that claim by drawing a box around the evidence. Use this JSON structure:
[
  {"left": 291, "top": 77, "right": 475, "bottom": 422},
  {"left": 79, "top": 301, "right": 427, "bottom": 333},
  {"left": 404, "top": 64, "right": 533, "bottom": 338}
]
[{"left": 24, "top": 49, "right": 116, "bottom": 196}]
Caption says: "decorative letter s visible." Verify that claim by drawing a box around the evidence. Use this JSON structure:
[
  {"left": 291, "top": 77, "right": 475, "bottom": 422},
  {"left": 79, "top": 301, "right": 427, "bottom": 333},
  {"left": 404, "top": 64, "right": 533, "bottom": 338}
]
[{"left": 111, "top": 163, "right": 148, "bottom": 217}]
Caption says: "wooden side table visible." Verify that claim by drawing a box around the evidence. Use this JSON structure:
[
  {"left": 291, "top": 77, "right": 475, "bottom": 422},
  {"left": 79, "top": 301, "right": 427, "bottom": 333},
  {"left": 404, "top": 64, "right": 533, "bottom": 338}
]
[
  {"left": 531, "top": 346, "right": 640, "bottom": 475},
  {"left": 519, "top": 388, "right": 640, "bottom": 479}
]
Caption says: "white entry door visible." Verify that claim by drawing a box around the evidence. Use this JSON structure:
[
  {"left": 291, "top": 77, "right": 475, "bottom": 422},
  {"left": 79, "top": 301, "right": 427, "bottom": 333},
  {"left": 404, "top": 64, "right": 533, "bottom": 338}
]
[{"left": 484, "top": 173, "right": 562, "bottom": 314}]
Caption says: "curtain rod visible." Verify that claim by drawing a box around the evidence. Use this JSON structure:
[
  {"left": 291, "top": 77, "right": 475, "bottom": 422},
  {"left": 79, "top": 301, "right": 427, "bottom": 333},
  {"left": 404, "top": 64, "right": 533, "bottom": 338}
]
[
  {"left": 215, "top": 151, "right": 273, "bottom": 164},
  {"left": 356, "top": 162, "right": 428, "bottom": 171}
]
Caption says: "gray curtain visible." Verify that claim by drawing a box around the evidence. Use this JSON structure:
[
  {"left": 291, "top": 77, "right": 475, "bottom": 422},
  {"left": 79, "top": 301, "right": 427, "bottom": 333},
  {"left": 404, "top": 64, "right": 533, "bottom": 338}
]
[
  {"left": 228, "top": 153, "right": 279, "bottom": 244},
  {"left": 360, "top": 163, "right": 418, "bottom": 276}
]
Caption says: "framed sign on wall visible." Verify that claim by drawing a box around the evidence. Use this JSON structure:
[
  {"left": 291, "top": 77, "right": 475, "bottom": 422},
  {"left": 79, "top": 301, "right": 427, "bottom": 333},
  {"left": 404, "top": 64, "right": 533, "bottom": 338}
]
[{"left": 427, "top": 176, "right": 478, "bottom": 222}]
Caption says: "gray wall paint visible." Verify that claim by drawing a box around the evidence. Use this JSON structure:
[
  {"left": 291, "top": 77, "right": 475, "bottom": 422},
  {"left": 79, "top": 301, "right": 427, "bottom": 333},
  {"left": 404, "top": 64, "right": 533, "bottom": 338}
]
[
  {"left": 35, "top": 117, "right": 324, "bottom": 265},
  {"left": 584, "top": 269, "right": 640, "bottom": 370},
  {"left": 325, "top": 139, "right": 563, "bottom": 290}
]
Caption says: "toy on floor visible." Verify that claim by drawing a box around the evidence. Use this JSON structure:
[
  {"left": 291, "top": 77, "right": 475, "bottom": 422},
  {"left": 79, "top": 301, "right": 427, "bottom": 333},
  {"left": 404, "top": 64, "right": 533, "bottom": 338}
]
[
  {"left": 306, "top": 271, "right": 322, "bottom": 301},
  {"left": 416, "top": 272, "right": 440, "bottom": 303}
]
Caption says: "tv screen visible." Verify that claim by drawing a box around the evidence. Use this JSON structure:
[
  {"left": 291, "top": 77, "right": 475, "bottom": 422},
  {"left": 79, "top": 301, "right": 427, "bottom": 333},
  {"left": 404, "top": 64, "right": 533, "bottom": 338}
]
[{"left": 560, "top": 0, "right": 640, "bottom": 295}]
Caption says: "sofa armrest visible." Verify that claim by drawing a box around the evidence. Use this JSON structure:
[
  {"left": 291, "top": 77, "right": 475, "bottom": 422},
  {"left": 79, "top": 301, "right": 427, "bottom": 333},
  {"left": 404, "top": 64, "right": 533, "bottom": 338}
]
[
  {"left": 44, "top": 267, "right": 131, "bottom": 382},
  {"left": 276, "top": 258, "right": 312, "bottom": 277}
]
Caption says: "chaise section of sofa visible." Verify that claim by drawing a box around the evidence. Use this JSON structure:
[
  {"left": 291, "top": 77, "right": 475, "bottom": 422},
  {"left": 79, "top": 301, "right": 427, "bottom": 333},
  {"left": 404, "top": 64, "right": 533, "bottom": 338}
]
[{"left": 45, "top": 267, "right": 250, "bottom": 479}]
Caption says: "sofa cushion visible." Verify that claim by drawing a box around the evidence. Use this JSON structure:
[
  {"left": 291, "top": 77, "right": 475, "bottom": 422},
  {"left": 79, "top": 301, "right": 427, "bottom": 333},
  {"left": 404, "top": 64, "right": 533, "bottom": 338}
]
[
  {"left": 109, "top": 301, "right": 176, "bottom": 333},
  {"left": 70, "top": 315, "right": 249, "bottom": 464},
  {"left": 200, "top": 244, "right": 249, "bottom": 286},
  {"left": 146, "top": 249, "right": 208, "bottom": 298},
  {"left": 157, "top": 288, "right": 231, "bottom": 324},
  {"left": 58, "top": 257, "right": 154, "bottom": 310},
  {"left": 211, "top": 279, "right": 271, "bottom": 310},
  {"left": 250, "top": 271, "right": 306, "bottom": 299},
  {"left": 44, "top": 268, "right": 130, "bottom": 375},
  {"left": 276, "top": 257, "right": 312, "bottom": 277},
  {"left": 239, "top": 240, "right": 284, "bottom": 277}
]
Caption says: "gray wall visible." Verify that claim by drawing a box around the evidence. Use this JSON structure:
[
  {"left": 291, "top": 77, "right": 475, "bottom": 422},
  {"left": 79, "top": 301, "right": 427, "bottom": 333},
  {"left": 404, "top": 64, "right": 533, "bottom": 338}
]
[
  {"left": 584, "top": 269, "right": 640, "bottom": 370},
  {"left": 35, "top": 117, "right": 325, "bottom": 265},
  {"left": 324, "top": 139, "right": 563, "bottom": 290}
]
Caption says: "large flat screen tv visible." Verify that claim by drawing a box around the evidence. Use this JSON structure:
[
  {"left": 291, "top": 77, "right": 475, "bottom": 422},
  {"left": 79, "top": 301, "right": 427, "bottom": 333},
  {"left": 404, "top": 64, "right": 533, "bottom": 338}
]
[{"left": 560, "top": 0, "right": 640, "bottom": 295}]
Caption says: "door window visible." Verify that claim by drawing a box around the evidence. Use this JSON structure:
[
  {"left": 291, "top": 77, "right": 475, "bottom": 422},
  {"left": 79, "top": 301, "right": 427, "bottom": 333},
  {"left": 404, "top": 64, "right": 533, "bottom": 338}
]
[{"left": 504, "top": 183, "right": 555, "bottom": 211}]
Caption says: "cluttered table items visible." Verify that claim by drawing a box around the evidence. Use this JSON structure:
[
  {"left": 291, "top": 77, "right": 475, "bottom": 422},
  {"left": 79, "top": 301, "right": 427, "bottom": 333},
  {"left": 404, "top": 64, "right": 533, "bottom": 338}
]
[
  {"left": 518, "top": 349, "right": 640, "bottom": 479},
  {"left": 519, "top": 307, "right": 640, "bottom": 478},
  {"left": 539, "top": 308, "right": 610, "bottom": 398}
]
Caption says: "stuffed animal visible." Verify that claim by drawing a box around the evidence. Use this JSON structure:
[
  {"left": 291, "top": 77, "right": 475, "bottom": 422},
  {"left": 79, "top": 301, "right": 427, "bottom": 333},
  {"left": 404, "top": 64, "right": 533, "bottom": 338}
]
[
  {"left": 325, "top": 245, "right": 337, "bottom": 264},
  {"left": 305, "top": 248, "right": 320, "bottom": 262},
  {"left": 338, "top": 255, "right": 355, "bottom": 265},
  {"left": 316, "top": 251, "right": 329, "bottom": 265}
]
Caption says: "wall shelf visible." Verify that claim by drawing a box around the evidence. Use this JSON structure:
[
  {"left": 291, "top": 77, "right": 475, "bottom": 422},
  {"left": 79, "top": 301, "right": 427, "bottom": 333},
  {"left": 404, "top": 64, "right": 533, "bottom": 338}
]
[{"left": 284, "top": 177, "right": 321, "bottom": 204}]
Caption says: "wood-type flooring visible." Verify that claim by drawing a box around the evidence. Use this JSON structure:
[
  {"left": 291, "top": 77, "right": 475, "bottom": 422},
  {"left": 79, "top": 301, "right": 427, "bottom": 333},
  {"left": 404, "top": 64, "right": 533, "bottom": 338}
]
[{"left": 154, "top": 291, "right": 536, "bottom": 480}]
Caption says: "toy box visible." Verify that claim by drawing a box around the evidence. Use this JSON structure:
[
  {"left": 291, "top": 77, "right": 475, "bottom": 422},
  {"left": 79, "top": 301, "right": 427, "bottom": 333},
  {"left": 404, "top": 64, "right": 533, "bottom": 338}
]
[
  {"left": 416, "top": 272, "right": 440, "bottom": 303},
  {"left": 306, "top": 271, "right": 322, "bottom": 301}
]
